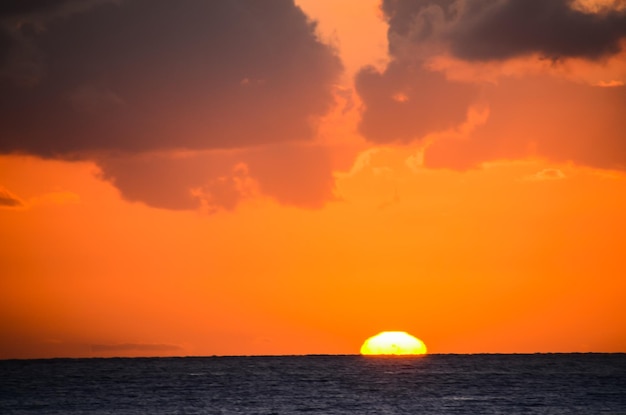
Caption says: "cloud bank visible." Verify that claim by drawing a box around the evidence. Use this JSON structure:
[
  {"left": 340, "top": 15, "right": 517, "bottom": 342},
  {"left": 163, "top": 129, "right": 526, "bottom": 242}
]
[
  {"left": 0, "top": 0, "right": 342, "bottom": 210},
  {"left": 383, "top": 0, "right": 626, "bottom": 61},
  {"left": 356, "top": 0, "right": 626, "bottom": 171}
]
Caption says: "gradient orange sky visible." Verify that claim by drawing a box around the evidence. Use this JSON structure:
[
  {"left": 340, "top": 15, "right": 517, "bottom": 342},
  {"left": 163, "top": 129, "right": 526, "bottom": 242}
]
[{"left": 1, "top": 0, "right": 625, "bottom": 358}]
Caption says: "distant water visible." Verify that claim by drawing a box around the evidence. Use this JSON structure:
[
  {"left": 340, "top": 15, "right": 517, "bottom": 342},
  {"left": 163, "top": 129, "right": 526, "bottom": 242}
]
[{"left": 1, "top": 354, "right": 625, "bottom": 414}]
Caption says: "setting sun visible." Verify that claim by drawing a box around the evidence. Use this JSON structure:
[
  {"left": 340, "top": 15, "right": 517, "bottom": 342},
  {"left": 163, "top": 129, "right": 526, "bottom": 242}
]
[{"left": 360, "top": 331, "right": 428, "bottom": 356}]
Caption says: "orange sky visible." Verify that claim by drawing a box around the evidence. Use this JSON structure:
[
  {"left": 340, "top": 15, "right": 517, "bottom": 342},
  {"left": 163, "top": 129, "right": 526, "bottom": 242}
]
[{"left": 1, "top": 0, "right": 625, "bottom": 358}]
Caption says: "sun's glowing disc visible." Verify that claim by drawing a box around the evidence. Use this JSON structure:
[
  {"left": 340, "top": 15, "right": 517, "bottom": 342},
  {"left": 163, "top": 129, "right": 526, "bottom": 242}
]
[{"left": 360, "top": 331, "right": 427, "bottom": 356}]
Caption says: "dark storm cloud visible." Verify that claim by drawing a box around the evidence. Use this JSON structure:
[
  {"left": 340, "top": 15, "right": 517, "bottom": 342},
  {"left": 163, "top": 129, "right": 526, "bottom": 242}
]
[
  {"left": 98, "top": 143, "right": 336, "bottom": 211},
  {"left": 382, "top": 0, "right": 626, "bottom": 61},
  {"left": 0, "top": 0, "right": 342, "bottom": 156},
  {"left": 0, "top": 0, "right": 342, "bottom": 211},
  {"left": 97, "top": 153, "right": 239, "bottom": 211},
  {"left": 0, "top": 0, "right": 79, "bottom": 15},
  {"left": 355, "top": 61, "right": 476, "bottom": 143},
  {"left": 449, "top": 0, "right": 626, "bottom": 61},
  {"left": 354, "top": 0, "right": 484, "bottom": 144},
  {"left": 381, "top": 0, "right": 460, "bottom": 39},
  {"left": 0, "top": 1, "right": 113, "bottom": 84},
  {"left": 356, "top": 0, "right": 626, "bottom": 169},
  {"left": 0, "top": 27, "right": 12, "bottom": 62}
]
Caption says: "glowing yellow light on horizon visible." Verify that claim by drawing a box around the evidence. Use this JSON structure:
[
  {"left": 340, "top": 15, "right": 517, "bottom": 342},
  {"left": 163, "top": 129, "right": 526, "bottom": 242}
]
[{"left": 360, "top": 331, "right": 427, "bottom": 356}]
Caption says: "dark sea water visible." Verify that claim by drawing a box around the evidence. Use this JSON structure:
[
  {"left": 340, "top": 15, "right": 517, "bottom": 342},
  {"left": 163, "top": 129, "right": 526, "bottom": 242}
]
[{"left": 1, "top": 354, "right": 625, "bottom": 414}]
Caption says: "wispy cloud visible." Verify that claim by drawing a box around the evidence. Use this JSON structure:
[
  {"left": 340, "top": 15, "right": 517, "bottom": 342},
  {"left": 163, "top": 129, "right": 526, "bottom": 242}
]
[
  {"left": 524, "top": 168, "right": 567, "bottom": 182},
  {"left": 0, "top": 186, "right": 24, "bottom": 208}
]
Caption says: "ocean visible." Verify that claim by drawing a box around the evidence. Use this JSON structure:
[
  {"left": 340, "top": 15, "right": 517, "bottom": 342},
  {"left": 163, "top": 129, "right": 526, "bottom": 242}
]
[{"left": 1, "top": 354, "right": 625, "bottom": 414}]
